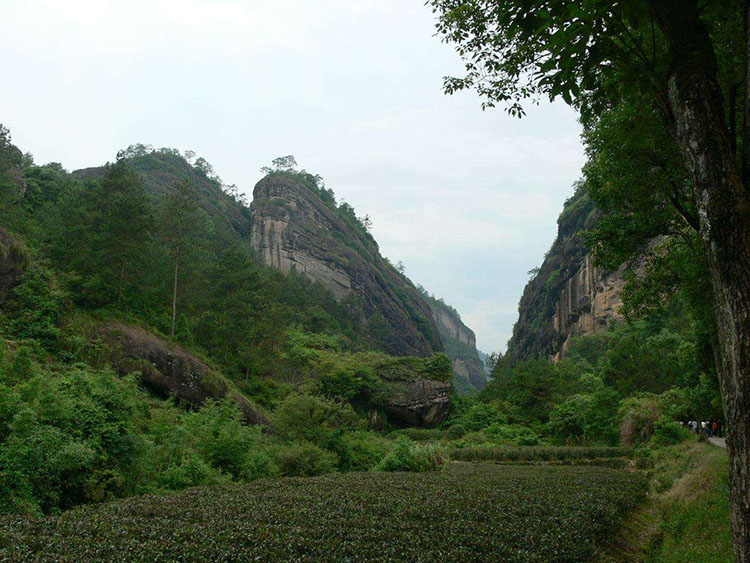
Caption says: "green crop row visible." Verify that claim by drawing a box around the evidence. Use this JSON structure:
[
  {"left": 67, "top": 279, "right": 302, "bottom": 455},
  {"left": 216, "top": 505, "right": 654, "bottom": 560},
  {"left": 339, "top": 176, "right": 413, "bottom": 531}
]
[
  {"left": 449, "top": 445, "right": 635, "bottom": 462},
  {"left": 0, "top": 463, "right": 646, "bottom": 562}
]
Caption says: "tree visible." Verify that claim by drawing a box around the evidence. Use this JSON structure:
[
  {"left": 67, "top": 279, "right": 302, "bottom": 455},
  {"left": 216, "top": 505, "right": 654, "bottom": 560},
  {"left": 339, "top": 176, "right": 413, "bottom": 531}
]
[
  {"left": 260, "top": 155, "right": 298, "bottom": 175},
  {"left": 99, "top": 160, "right": 153, "bottom": 309},
  {"left": 162, "top": 180, "right": 202, "bottom": 337},
  {"left": 429, "top": 1, "right": 750, "bottom": 557}
]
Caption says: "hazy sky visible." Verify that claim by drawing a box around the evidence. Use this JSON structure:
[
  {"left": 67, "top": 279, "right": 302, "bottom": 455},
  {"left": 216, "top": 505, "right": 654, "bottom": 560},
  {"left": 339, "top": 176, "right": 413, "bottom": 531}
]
[{"left": 1, "top": 0, "right": 585, "bottom": 352}]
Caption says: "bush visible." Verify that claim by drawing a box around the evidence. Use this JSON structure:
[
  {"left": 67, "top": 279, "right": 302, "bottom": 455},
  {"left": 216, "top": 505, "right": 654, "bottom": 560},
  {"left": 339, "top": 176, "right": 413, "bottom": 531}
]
[
  {"left": 444, "top": 424, "right": 466, "bottom": 440},
  {"left": 392, "top": 428, "right": 443, "bottom": 442},
  {"left": 272, "top": 394, "right": 360, "bottom": 445},
  {"left": 342, "top": 431, "right": 392, "bottom": 471},
  {"left": 375, "top": 438, "right": 443, "bottom": 472},
  {"left": 651, "top": 418, "right": 691, "bottom": 446},
  {"left": 459, "top": 403, "right": 507, "bottom": 431},
  {"left": 485, "top": 424, "right": 540, "bottom": 446},
  {"left": 618, "top": 394, "right": 662, "bottom": 446},
  {"left": 148, "top": 400, "right": 277, "bottom": 487},
  {"left": 273, "top": 443, "right": 339, "bottom": 477}
]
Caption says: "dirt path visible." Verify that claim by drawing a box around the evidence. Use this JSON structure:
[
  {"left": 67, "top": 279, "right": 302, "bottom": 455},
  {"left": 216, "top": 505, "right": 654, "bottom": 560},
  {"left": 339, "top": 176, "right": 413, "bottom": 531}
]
[{"left": 708, "top": 437, "right": 727, "bottom": 449}]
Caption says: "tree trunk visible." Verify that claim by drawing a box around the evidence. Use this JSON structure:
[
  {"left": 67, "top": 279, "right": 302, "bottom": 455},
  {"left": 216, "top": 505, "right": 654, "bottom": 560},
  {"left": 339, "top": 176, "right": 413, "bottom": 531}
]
[
  {"left": 117, "top": 255, "right": 126, "bottom": 310},
  {"left": 171, "top": 255, "right": 179, "bottom": 337},
  {"left": 743, "top": 0, "right": 750, "bottom": 187},
  {"left": 651, "top": 2, "right": 750, "bottom": 560}
]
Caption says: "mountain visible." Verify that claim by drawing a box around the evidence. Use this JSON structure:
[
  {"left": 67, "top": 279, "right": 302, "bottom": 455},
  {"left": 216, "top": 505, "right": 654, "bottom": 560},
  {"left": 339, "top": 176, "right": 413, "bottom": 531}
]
[
  {"left": 418, "top": 289, "right": 487, "bottom": 392},
  {"left": 506, "top": 187, "right": 626, "bottom": 362},
  {"left": 249, "top": 171, "right": 442, "bottom": 358},
  {"left": 73, "top": 147, "right": 252, "bottom": 241}
]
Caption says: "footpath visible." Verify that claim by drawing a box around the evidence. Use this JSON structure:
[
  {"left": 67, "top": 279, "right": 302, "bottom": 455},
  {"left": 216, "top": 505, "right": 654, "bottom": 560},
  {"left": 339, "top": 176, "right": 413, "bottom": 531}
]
[{"left": 708, "top": 437, "right": 727, "bottom": 449}]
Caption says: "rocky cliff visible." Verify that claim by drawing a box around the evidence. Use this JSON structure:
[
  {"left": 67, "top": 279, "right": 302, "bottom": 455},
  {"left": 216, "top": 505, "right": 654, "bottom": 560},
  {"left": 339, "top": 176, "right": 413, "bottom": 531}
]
[
  {"left": 249, "top": 173, "right": 442, "bottom": 358},
  {"left": 419, "top": 291, "right": 487, "bottom": 392},
  {"left": 506, "top": 187, "right": 626, "bottom": 362}
]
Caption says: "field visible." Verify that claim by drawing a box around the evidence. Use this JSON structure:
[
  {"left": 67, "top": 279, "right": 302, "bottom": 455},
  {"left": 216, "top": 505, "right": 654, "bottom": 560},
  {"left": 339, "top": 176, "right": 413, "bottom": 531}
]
[{"left": 0, "top": 463, "right": 645, "bottom": 562}]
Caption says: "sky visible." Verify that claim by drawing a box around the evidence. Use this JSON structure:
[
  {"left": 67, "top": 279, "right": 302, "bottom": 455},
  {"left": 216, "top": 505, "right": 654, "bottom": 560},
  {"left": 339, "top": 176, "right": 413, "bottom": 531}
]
[{"left": 0, "top": 0, "right": 585, "bottom": 353}]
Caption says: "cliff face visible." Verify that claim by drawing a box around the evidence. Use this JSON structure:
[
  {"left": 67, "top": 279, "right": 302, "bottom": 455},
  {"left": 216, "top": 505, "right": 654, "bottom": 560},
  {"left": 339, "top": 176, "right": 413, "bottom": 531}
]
[
  {"left": 421, "top": 293, "right": 487, "bottom": 392},
  {"left": 250, "top": 173, "right": 442, "bottom": 358},
  {"left": 550, "top": 254, "right": 626, "bottom": 360},
  {"left": 506, "top": 188, "right": 626, "bottom": 362}
]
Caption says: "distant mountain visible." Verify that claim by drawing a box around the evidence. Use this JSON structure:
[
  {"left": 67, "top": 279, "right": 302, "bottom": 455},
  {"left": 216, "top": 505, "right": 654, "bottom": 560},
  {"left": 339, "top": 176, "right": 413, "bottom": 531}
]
[
  {"left": 249, "top": 171, "right": 443, "bottom": 358},
  {"left": 417, "top": 289, "right": 487, "bottom": 392}
]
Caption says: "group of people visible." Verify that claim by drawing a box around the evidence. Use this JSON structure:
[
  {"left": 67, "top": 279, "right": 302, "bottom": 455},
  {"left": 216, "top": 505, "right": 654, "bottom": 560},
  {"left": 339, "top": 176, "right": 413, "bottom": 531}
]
[{"left": 683, "top": 419, "right": 723, "bottom": 438}]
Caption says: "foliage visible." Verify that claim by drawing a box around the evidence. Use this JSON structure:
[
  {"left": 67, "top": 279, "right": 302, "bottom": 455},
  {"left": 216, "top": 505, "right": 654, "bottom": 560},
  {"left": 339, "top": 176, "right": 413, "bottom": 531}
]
[
  {"left": 0, "top": 463, "right": 646, "bottom": 562},
  {"left": 647, "top": 443, "right": 732, "bottom": 562},
  {"left": 449, "top": 445, "right": 633, "bottom": 463},
  {"left": 651, "top": 419, "right": 692, "bottom": 447},
  {"left": 374, "top": 438, "right": 444, "bottom": 472},
  {"left": 271, "top": 394, "right": 360, "bottom": 446},
  {"left": 272, "top": 443, "right": 339, "bottom": 477}
]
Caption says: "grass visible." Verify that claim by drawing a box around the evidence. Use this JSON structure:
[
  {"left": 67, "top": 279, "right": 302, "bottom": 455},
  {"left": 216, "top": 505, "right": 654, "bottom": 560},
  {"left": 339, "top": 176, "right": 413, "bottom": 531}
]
[
  {"left": 648, "top": 441, "right": 732, "bottom": 562},
  {"left": 602, "top": 440, "right": 732, "bottom": 562},
  {"left": 0, "top": 463, "right": 645, "bottom": 562}
]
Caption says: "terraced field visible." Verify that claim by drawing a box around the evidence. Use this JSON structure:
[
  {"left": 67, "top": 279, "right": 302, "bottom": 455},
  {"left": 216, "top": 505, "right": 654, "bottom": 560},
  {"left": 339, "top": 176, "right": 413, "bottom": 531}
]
[{"left": 0, "top": 463, "right": 646, "bottom": 562}]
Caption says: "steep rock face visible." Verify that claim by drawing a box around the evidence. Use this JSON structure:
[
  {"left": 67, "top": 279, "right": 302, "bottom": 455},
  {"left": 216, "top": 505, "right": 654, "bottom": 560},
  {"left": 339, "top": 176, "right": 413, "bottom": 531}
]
[
  {"left": 0, "top": 228, "right": 27, "bottom": 302},
  {"left": 552, "top": 254, "right": 625, "bottom": 360},
  {"left": 250, "top": 174, "right": 442, "bottom": 357},
  {"left": 506, "top": 188, "right": 627, "bottom": 362},
  {"left": 99, "top": 322, "right": 268, "bottom": 425},
  {"left": 422, "top": 294, "right": 487, "bottom": 391}
]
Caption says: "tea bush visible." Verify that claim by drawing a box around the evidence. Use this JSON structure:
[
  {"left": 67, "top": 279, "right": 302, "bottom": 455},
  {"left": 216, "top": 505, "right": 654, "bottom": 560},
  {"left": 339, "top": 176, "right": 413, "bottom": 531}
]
[
  {"left": 0, "top": 463, "right": 646, "bottom": 562},
  {"left": 450, "top": 445, "right": 634, "bottom": 463}
]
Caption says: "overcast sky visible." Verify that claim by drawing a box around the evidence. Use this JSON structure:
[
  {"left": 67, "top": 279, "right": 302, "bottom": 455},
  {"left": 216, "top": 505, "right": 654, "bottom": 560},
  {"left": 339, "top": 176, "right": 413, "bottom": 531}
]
[{"left": 1, "top": 0, "right": 585, "bottom": 352}]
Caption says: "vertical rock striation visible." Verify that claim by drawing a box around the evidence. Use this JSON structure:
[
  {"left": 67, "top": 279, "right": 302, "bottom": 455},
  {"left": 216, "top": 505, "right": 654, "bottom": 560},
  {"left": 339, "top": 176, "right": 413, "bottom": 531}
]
[
  {"left": 422, "top": 293, "right": 487, "bottom": 391},
  {"left": 506, "top": 188, "right": 628, "bottom": 362}
]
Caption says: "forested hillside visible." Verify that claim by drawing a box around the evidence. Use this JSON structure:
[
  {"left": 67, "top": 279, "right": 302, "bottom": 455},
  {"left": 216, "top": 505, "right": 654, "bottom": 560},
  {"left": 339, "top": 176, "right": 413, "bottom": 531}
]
[{"left": 0, "top": 127, "right": 461, "bottom": 514}]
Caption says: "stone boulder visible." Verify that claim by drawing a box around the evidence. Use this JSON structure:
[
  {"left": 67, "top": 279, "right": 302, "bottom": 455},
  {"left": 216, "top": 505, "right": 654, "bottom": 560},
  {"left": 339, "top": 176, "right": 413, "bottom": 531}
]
[
  {"left": 99, "top": 322, "right": 268, "bottom": 425},
  {"left": 383, "top": 379, "right": 451, "bottom": 428}
]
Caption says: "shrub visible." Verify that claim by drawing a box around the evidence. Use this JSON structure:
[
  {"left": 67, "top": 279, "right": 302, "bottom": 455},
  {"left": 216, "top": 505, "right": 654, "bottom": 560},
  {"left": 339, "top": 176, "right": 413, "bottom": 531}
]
[
  {"left": 272, "top": 394, "right": 360, "bottom": 445},
  {"left": 651, "top": 418, "right": 691, "bottom": 446},
  {"left": 485, "top": 424, "right": 540, "bottom": 446},
  {"left": 157, "top": 452, "right": 224, "bottom": 491},
  {"left": 342, "top": 431, "right": 392, "bottom": 471},
  {"left": 460, "top": 403, "right": 507, "bottom": 431},
  {"left": 375, "top": 438, "right": 444, "bottom": 472},
  {"left": 273, "top": 443, "right": 339, "bottom": 477},
  {"left": 618, "top": 394, "right": 662, "bottom": 446},
  {"left": 392, "top": 428, "right": 443, "bottom": 442},
  {"left": 444, "top": 424, "right": 466, "bottom": 440}
]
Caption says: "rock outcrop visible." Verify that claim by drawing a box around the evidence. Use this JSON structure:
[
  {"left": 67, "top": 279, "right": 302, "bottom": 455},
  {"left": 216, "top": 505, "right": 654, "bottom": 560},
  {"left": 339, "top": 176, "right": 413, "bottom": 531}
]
[
  {"left": 421, "top": 292, "right": 487, "bottom": 391},
  {"left": 506, "top": 188, "right": 627, "bottom": 362},
  {"left": 382, "top": 379, "right": 452, "bottom": 427},
  {"left": 99, "top": 322, "right": 268, "bottom": 425},
  {"left": 552, "top": 254, "right": 626, "bottom": 360},
  {"left": 249, "top": 174, "right": 443, "bottom": 357},
  {"left": 0, "top": 228, "right": 27, "bottom": 302}
]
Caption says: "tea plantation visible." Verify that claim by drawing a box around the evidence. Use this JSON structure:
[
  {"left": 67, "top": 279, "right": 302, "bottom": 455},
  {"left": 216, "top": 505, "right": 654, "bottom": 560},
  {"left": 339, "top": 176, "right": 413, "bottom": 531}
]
[{"left": 0, "top": 463, "right": 645, "bottom": 562}]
